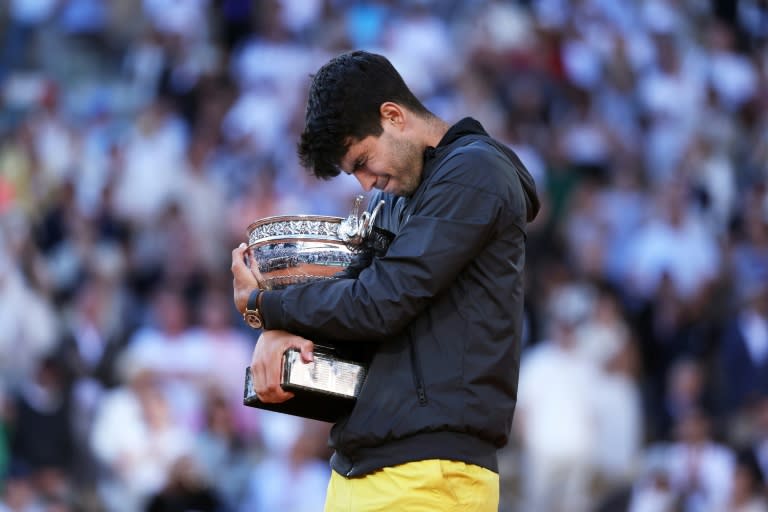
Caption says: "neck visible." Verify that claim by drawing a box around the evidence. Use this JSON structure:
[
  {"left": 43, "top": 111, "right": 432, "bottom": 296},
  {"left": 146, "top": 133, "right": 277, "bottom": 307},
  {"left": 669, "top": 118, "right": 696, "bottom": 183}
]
[
  {"left": 408, "top": 113, "right": 449, "bottom": 149},
  {"left": 423, "top": 115, "right": 450, "bottom": 148}
]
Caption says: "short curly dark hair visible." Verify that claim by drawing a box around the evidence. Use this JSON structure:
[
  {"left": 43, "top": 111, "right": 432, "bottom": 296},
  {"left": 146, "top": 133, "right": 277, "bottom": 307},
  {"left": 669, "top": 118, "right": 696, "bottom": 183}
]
[{"left": 297, "top": 50, "right": 429, "bottom": 179}]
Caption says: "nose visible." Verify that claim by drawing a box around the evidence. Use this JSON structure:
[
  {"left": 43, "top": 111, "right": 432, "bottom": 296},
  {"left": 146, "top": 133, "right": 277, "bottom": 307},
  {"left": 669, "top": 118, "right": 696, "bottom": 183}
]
[{"left": 353, "top": 170, "right": 376, "bottom": 192}]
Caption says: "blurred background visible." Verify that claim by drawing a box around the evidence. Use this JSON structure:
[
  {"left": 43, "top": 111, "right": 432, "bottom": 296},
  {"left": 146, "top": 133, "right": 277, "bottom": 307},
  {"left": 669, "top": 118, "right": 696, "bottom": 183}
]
[{"left": 0, "top": 0, "right": 767, "bottom": 511}]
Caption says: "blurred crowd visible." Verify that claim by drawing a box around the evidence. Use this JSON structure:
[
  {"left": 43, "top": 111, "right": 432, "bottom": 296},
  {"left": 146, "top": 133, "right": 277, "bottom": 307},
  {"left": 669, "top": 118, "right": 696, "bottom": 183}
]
[{"left": 0, "top": 0, "right": 767, "bottom": 511}]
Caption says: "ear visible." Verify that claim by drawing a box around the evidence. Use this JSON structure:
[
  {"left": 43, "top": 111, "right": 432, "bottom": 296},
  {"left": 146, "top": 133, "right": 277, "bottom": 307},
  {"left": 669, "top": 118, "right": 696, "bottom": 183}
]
[{"left": 380, "top": 102, "right": 405, "bottom": 129}]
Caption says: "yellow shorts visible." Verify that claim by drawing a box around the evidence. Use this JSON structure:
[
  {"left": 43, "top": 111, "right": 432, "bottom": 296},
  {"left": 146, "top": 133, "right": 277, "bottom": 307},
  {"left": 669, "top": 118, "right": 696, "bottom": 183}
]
[{"left": 324, "top": 459, "right": 499, "bottom": 512}]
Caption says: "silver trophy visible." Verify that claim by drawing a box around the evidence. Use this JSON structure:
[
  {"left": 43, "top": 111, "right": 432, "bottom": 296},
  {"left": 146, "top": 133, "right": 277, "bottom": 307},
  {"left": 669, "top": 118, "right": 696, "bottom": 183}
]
[{"left": 242, "top": 196, "right": 383, "bottom": 422}]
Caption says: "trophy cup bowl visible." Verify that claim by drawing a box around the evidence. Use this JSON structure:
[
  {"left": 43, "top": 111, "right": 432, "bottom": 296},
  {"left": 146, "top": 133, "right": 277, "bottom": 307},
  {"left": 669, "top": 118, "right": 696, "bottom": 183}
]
[
  {"left": 245, "top": 214, "right": 357, "bottom": 290},
  {"left": 242, "top": 197, "right": 382, "bottom": 423}
]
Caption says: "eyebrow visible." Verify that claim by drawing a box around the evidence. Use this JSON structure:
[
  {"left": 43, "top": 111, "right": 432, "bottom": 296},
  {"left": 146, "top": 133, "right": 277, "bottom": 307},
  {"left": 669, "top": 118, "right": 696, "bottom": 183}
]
[{"left": 338, "top": 153, "right": 364, "bottom": 175}]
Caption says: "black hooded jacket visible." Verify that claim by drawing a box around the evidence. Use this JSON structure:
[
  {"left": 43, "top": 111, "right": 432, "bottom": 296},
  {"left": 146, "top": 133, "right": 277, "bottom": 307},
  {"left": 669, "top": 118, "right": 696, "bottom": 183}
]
[{"left": 260, "top": 118, "right": 540, "bottom": 477}]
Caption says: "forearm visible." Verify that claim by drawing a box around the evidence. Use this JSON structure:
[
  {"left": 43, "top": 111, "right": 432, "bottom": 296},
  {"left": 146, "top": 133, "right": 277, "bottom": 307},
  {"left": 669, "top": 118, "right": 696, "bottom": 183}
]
[
  {"left": 260, "top": 213, "right": 493, "bottom": 340},
  {"left": 260, "top": 268, "right": 413, "bottom": 341}
]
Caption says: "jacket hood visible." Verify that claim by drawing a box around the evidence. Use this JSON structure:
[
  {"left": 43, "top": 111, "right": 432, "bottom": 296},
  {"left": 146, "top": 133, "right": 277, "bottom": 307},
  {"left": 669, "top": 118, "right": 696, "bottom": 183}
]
[{"left": 435, "top": 118, "right": 541, "bottom": 223}]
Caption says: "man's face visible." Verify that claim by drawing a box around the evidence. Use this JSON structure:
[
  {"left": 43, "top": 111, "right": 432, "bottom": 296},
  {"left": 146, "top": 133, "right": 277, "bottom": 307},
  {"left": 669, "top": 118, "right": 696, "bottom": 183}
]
[{"left": 339, "top": 121, "right": 424, "bottom": 197}]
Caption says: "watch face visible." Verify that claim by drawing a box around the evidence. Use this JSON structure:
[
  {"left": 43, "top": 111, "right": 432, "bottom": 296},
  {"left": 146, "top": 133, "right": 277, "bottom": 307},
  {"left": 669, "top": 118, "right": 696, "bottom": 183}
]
[{"left": 245, "top": 312, "right": 262, "bottom": 329}]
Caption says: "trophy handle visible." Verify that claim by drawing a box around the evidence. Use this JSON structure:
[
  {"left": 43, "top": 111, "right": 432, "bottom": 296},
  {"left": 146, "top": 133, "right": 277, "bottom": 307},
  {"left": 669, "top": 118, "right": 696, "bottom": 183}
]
[{"left": 339, "top": 195, "right": 386, "bottom": 248}]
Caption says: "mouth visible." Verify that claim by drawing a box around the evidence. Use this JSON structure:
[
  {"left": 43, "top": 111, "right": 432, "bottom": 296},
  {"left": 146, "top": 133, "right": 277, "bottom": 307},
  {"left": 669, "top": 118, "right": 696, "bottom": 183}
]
[{"left": 376, "top": 177, "right": 390, "bottom": 191}]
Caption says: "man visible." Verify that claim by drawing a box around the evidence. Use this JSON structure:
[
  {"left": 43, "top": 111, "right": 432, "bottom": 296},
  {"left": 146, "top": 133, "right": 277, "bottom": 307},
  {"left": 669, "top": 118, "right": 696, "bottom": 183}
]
[{"left": 231, "top": 50, "right": 539, "bottom": 511}]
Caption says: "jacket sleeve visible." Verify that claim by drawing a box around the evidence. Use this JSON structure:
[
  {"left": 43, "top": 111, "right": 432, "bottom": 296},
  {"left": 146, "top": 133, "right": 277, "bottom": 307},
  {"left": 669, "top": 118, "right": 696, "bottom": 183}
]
[{"left": 260, "top": 153, "right": 509, "bottom": 341}]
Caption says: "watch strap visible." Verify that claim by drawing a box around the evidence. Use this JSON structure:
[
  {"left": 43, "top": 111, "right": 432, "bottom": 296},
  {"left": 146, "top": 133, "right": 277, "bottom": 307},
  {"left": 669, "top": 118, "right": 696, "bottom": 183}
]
[{"left": 246, "top": 288, "right": 261, "bottom": 312}]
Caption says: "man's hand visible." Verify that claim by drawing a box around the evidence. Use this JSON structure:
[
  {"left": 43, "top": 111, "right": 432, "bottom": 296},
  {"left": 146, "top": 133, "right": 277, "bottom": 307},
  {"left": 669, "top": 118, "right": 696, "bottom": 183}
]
[
  {"left": 231, "top": 242, "right": 264, "bottom": 314},
  {"left": 251, "top": 330, "right": 314, "bottom": 403}
]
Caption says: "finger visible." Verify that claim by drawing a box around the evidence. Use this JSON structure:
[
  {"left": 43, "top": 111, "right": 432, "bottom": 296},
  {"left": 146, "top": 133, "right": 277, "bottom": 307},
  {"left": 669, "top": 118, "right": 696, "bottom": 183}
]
[
  {"left": 231, "top": 244, "right": 248, "bottom": 272},
  {"left": 232, "top": 242, "right": 261, "bottom": 302},
  {"left": 259, "top": 354, "right": 294, "bottom": 403},
  {"left": 268, "top": 347, "right": 295, "bottom": 401},
  {"left": 232, "top": 242, "right": 246, "bottom": 259},
  {"left": 256, "top": 391, "right": 296, "bottom": 403},
  {"left": 250, "top": 356, "right": 267, "bottom": 401},
  {"left": 250, "top": 334, "right": 268, "bottom": 394},
  {"left": 246, "top": 249, "right": 267, "bottom": 288},
  {"left": 298, "top": 339, "right": 315, "bottom": 363},
  {"left": 257, "top": 389, "right": 294, "bottom": 403},
  {"left": 252, "top": 359, "right": 293, "bottom": 403}
]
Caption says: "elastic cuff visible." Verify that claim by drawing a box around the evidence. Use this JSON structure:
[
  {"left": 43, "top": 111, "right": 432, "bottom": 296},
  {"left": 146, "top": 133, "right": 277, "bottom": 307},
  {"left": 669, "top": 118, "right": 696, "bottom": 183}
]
[{"left": 260, "top": 290, "right": 284, "bottom": 330}]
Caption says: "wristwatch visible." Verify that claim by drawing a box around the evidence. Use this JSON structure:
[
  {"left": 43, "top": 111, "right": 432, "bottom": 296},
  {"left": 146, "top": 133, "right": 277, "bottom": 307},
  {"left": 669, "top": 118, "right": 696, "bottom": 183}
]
[{"left": 243, "top": 289, "right": 263, "bottom": 329}]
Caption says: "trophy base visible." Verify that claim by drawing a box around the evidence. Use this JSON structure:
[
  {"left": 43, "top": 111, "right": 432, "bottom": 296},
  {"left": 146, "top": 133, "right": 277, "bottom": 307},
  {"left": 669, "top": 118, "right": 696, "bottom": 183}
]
[{"left": 243, "top": 345, "right": 369, "bottom": 423}]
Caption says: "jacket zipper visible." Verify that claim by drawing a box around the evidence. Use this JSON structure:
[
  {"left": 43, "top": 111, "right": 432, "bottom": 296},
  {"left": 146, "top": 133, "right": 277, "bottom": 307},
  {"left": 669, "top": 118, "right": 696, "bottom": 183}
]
[{"left": 409, "top": 338, "right": 428, "bottom": 406}]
